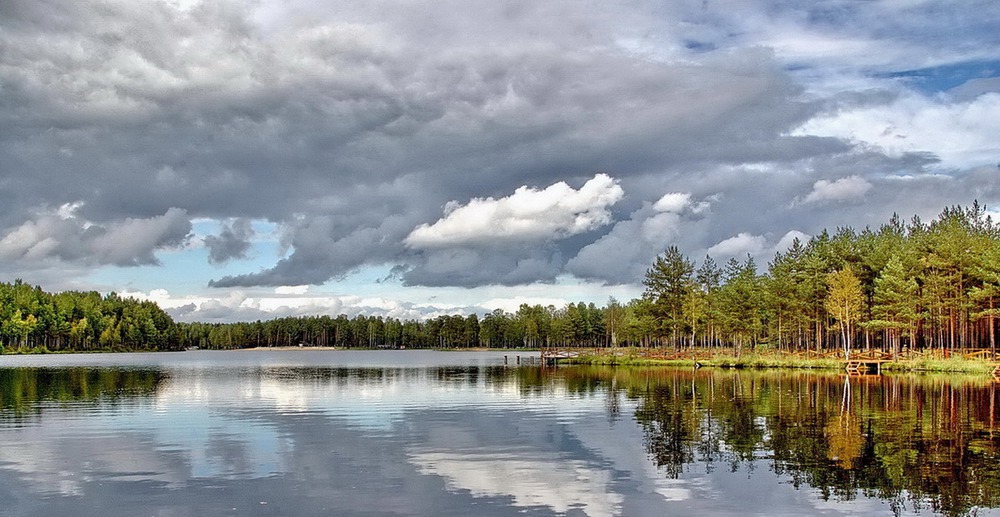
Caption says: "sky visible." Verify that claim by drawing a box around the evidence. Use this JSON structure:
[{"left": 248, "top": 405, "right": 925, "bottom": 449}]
[{"left": 1, "top": 0, "right": 998, "bottom": 323}]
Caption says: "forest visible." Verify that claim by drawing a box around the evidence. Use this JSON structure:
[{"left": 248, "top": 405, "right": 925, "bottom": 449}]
[
  {"left": 0, "top": 203, "right": 997, "bottom": 355},
  {"left": 0, "top": 281, "right": 176, "bottom": 352}
]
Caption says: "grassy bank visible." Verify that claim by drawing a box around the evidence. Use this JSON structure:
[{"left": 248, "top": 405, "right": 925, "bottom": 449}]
[
  {"left": 0, "top": 346, "right": 169, "bottom": 355},
  {"left": 559, "top": 350, "right": 997, "bottom": 374}
]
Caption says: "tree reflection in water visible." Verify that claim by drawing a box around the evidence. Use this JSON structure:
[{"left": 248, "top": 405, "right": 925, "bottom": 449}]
[
  {"left": 0, "top": 367, "right": 164, "bottom": 418},
  {"left": 558, "top": 367, "right": 1000, "bottom": 517},
  {"left": 4, "top": 363, "right": 1000, "bottom": 516}
]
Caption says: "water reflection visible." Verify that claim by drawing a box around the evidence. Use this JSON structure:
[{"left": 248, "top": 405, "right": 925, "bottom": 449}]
[
  {"left": 558, "top": 367, "right": 1000, "bottom": 517},
  {"left": 0, "top": 355, "right": 997, "bottom": 516}
]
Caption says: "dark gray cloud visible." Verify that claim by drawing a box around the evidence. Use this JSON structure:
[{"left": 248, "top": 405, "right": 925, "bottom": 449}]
[
  {"left": 204, "top": 218, "right": 254, "bottom": 264},
  {"left": 1, "top": 0, "right": 997, "bottom": 293},
  {"left": 0, "top": 205, "right": 191, "bottom": 268}
]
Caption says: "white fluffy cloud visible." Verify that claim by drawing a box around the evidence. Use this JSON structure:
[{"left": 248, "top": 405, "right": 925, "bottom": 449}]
[
  {"left": 652, "top": 192, "right": 691, "bottom": 213},
  {"left": 123, "top": 287, "right": 498, "bottom": 323},
  {"left": 405, "top": 174, "right": 624, "bottom": 248},
  {"left": 706, "top": 233, "right": 768, "bottom": 258},
  {"left": 801, "top": 176, "right": 873, "bottom": 204},
  {"left": 797, "top": 93, "right": 1000, "bottom": 169},
  {"left": 774, "top": 230, "right": 811, "bottom": 253}
]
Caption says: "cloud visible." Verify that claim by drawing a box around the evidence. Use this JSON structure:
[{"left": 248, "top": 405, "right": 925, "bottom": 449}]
[
  {"left": 209, "top": 213, "right": 415, "bottom": 287},
  {"left": 405, "top": 174, "right": 624, "bottom": 248},
  {"left": 652, "top": 193, "right": 691, "bottom": 213},
  {"left": 796, "top": 93, "right": 1000, "bottom": 169},
  {"left": 0, "top": 204, "right": 191, "bottom": 268},
  {"left": 1, "top": 0, "right": 853, "bottom": 290},
  {"left": 274, "top": 285, "right": 309, "bottom": 295},
  {"left": 122, "top": 288, "right": 478, "bottom": 323},
  {"left": 774, "top": 230, "right": 811, "bottom": 254},
  {"left": 204, "top": 218, "right": 255, "bottom": 264},
  {"left": 566, "top": 192, "right": 714, "bottom": 284},
  {"left": 0, "top": 0, "right": 997, "bottom": 298},
  {"left": 800, "top": 176, "right": 873, "bottom": 204},
  {"left": 706, "top": 233, "right": 768, "bottom": 258},
  {"left": 479, "top": 297, "right": 569, "bottom": 314}
]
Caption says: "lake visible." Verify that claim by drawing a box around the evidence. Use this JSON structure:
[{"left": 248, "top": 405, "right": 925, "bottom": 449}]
[{"left": 1, "top": 350, "right": 998, "bottom": 516}]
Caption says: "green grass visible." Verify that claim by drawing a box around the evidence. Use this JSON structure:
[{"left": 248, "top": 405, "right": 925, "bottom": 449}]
[
  {"left": 879, "top": 357, "right": 995, "bottom": 374},
  {"left": 558, "top": 349, "right": 998, "bottom": 374},
  {"left": 1, "top": 345, "right": 52, "bottom": 355},
  {"left": 563, "top": 352, "right": 842, "bottom": 369}
]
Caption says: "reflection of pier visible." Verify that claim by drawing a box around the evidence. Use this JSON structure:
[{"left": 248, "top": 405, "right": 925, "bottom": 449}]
[
  {"left": 503, "top": 354, "right": 540, "bottom": 366},
  {"left": 844, "top": 350, "right": 891, "bottom": 375}
]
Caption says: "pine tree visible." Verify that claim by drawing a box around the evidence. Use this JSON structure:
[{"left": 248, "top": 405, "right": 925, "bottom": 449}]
[{"left": 643, "top": 246, "right": 694, "bottom": 348}]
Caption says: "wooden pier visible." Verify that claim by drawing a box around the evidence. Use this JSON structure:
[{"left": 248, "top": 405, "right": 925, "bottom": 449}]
[
  {"left": 844, "top": 360, "right": 885, "bottom": 375},
  {"left": 843, "top": 350, "right": 891, "bottom": 375}
]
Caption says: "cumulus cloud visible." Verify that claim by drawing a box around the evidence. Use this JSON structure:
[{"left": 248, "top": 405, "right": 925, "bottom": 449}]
[
  {"left": 405, "top": 174, "right": 623, "bottom": 248},
  {"left": 209, "top": 213, "right": 415, "bottom": 287},
  {"left": 122, "top": 288, "right": 479, "bottom": 323},
  {"left": 706, "top": 233, "right": 768, "bottom": 258},
  {"left": 204, "top": 219, "right": 255, "bottom": 265},
  {"left": 566, "top": 192, "right": 714, "bottom": 284},
  {"left": 774, "top": 230, "right": 811, "bottom": 253},
  {"left": 800, "top": 176, "right": 873, "bottom": 204}
]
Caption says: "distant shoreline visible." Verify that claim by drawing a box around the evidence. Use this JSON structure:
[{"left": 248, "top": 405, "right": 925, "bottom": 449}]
[{"left": 233, "top": 346, "right": 538, "bottom": 352}]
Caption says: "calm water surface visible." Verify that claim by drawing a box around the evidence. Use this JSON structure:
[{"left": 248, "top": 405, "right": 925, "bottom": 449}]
[{"left": 1, "top": 350, "right": 998, "bottom": 516}]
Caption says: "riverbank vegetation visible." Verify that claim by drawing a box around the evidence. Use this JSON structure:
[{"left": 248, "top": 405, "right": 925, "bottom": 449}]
[
  {"left": 557, "top": 348, "right": 998, "bottom": 373},
  {"left": 0, "top": 203, "right": 997, "bottom": 361}
]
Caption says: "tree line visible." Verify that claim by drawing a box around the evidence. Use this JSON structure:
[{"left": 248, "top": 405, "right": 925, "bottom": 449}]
[
  {"left": 174, "top": 302, "right": 610, "bottom": 350},
  {"left": 1, "top": 202, "right": 997, "bottom": 355},
  {"left": 633, "top": 202, "right": 999, "bottom": 356},
  {"left": 0, "top": 280, "right": 176, "bottom": 352}
]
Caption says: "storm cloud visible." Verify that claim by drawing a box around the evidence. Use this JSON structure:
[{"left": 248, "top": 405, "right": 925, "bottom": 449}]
[{"left": 1, "top": 0, "right": 998, "bottom": 317}]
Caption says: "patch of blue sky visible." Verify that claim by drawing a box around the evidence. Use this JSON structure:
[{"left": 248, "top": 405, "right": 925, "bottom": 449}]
[
  {"left": 191, "top": 218, "right": 283, "bottom": 244},
  {"left": 83, "top": 249, "right": 213, "bottom": 295},
  {"left": 683, "top": 39, "right": 716, "bottom": 53},
  {"left": 877, "top": 60, "right": 1000, "bottom": 95},
  {"left": 85, "top": 219, "right": 286, "bottom": 295}
]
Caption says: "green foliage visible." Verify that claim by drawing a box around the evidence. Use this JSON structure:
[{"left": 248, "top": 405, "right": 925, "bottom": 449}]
[
  {"left": 643, "top": 246, "right": 695, "bottom": 347},
  {"left": 618, "top": 202, "right": 1000, "bottom": 355},
  {"left": 826, "top": 268, "right": 864, "bottom": 357},
  {"left": 0, "top": 280, "right": 177, "bottom": 353}
]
